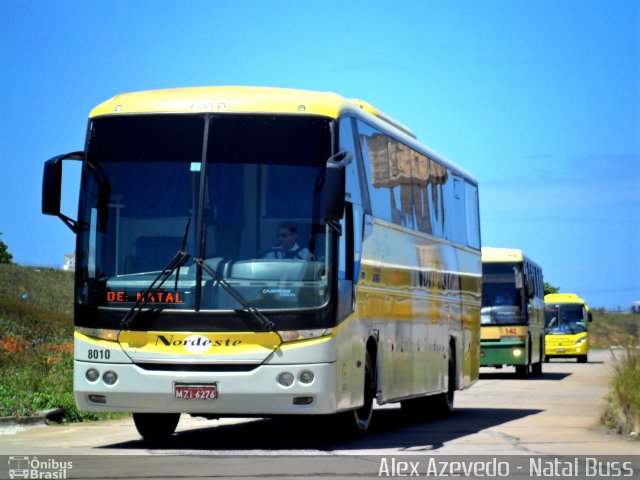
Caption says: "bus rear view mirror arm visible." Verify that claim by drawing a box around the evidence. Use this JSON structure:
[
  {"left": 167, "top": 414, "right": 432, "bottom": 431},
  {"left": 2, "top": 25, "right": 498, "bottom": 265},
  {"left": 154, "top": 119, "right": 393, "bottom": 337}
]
[
  {"left": 323, "top": 150, "right": 352, "bottom": 222},
  {"left": 42, "top": 151, "right": 83, "bottom": 233}
]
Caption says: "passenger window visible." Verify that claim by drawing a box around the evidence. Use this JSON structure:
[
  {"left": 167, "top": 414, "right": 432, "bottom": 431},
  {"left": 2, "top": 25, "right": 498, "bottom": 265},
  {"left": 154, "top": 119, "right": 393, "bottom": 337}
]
[
  {"left": 356, "top": 121, "right": 393, "bottom": 222},
  {"left": 464, "top": 181, "right": 481, "bottom": 250},
  {"left": 388, "top": 137, "right": 414, "bottom": 228}
]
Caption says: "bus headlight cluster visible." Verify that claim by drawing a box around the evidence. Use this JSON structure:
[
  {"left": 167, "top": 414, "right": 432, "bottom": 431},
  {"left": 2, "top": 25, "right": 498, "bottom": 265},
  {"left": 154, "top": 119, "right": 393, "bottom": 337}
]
[
  {"left": 85, "top": 368, "right": 118, "bottom": 386},
  {"left": 277, "top": 370, "right": 315, "bottom": 387},
  {"left": 512, "top": 349, "right": 523, "bottom": 358}
]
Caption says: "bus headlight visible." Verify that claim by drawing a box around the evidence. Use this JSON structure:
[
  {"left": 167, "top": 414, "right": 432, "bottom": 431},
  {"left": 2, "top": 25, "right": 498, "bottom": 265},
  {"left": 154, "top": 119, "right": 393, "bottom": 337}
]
[
  {"left": 102, "top": 371, "right": 118, "bottom": 386},
  {"left": 574, "top": 337, "right": 587, "bottom": 345},
  {"left": 85, "top": 369, "right": 100, "bottom": 382},
  {"left": 277, "top": 328, "right": 332, "bottom": 343},
  {"left": 277, "top": 372, "right": 294, "bottom": 387},
  {"left": 299, "top": 370, "right": 315, "bottom": 384},
  {"left": 77, "top": 326, "right": 120, "bottom": 342},
  {"left": 512, "top": 349, "right": 523, "bottom": 358}
]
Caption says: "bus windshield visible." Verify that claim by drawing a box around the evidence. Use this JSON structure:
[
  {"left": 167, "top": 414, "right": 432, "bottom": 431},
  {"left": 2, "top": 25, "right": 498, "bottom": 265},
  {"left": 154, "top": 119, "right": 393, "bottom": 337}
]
[
  {"left": 76, "top": 114, "right": 332, "bottom": 314},
  {"left": 481, "top": 262, "right": 525, "bottom": 324},
  {"left": 545, "top": 304, "right": 587, "bottom": 334}
]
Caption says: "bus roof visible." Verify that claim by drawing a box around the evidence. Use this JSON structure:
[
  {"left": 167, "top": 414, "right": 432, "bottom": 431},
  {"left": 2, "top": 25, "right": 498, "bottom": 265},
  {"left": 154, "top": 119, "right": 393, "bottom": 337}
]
[
  {"left": 88, "top": 86, "right": 477, "bottom": 184},
  {"left": 89, "top": 86, "right": 411, "bottom": 130},
  {"left": 481, "top": 247, "right": 526, "bottom": 263},
  {"left": 544, "top": 293, "right": 589, "bottom": 308}
]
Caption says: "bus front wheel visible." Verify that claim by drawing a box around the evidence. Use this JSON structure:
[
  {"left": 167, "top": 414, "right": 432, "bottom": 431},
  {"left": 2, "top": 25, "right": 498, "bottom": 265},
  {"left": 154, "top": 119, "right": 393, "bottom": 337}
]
[
  {"left": 133, "top": 413, "right": 180, "bottom": 441},
  {"left": 341, "top": 349, "right": 376, "bottom": 434}
]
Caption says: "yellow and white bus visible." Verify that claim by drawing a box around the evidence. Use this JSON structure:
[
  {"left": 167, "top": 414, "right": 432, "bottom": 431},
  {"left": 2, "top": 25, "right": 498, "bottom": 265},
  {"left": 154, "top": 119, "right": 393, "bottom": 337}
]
[
  {"left": 480, "top": 248, "right": 545, "bottom": 376},
  {"left": 544, "top": 293, "right": 592, "bottom": 363},
  {"left": 42, "top": 86, "right": 482, "bottom": 440}
]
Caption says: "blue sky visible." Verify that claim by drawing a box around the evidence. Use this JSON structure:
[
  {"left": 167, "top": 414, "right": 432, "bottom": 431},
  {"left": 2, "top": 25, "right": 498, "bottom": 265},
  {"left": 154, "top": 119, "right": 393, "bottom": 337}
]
[{"left": 1, "top": 0, "right": 638, "bottom": 309}]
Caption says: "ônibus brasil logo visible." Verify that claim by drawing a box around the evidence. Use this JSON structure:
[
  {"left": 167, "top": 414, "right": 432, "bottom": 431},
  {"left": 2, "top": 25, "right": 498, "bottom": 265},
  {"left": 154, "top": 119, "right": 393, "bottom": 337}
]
[{"left": 8, "top": 456, "right": 73, "bottom": 479}]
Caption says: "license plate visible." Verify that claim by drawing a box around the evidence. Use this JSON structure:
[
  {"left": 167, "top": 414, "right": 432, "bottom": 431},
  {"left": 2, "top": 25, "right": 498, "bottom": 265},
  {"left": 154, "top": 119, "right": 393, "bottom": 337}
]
[
  {"left": 174, "top": 384, "right": 217, "bottom": 400},
  {"left": 555, "top": 348, "right": 566, "bottom": 353}
]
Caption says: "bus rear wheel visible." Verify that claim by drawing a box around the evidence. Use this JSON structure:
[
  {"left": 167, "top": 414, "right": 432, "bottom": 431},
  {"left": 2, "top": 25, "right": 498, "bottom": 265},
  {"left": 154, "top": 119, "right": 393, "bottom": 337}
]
[
  {"left": 133, "top": 413, "right": 180, "bottom": 441},
  {"left": 433, "top": 345, "right": 456, "bottom": 416}
]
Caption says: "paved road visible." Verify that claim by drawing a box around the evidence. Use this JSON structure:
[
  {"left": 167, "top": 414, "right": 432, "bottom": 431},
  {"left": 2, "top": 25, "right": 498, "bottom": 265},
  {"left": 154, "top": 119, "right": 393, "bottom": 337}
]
[{"left": 1, "top": 349, "right": 638, "bottom": 478}]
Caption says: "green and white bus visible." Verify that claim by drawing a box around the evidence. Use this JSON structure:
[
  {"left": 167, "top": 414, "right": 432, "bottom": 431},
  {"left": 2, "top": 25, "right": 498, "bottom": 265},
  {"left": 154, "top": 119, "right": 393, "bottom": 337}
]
[
  {"left": 42, "top": 86, "right": 482, "bottom": 439},
  {"left": 480, "top": 247, "right": 545, "bottom": 376}
]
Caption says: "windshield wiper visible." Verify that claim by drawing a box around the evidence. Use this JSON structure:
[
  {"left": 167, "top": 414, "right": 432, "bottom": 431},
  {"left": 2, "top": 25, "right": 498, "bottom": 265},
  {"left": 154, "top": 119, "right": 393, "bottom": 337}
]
[
  {"left": 120, "top": 250, "right": 190, "bottom": 330},
  {"left": 121, "top": 219, "right": 192, "bottom": 330},
  {"left": 194, "top": 258, "right": 275, "bottom": 332}
]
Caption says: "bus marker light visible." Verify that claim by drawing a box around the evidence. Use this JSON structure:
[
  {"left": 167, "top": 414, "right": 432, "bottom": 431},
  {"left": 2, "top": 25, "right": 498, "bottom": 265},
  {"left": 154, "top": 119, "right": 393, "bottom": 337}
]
[
  {"left": 103, "top": 371, "right": 118, "bottom": 386},
  {"left": 88, "top": 395, "right": 106, "bottom": 404},
  {"left": 299, "top": 370, "right": 314, "bottom": 384},
  {"left": 277, "top": 372, "right": 294, "bottom": 387},
  {"left": 86, "top": 369, "right": 100, "bottom": 382},
  {"left": 293, "top": 396, "right": 313, "bottom": 405}
]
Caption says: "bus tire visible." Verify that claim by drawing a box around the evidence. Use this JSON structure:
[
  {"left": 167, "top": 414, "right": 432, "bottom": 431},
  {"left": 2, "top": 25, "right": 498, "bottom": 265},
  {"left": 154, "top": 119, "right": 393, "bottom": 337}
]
[
  {"left": 515, "top": 340, "right": 531, "bottom": 378},
  {"left": 343, "top": 348, "right": 376, "bottom": 434},
  {"left": 577, "top": 355, "right": 588, "bottom": 363},
  {"left": 429, "top": 343, "right": 456, "bottom": 417},
  {"left": 515, "top": 365, "right": 528, "bottom": 377},
  {"left": 133, "top": 413, "right": 180, "bottom": 441},
  {"left": 531, "top": 340, "right": 543, "bottom": 375}
]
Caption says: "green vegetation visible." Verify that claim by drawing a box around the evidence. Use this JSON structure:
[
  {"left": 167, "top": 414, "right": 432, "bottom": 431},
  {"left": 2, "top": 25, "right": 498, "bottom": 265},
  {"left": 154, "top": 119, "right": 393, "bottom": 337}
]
[
  {"left": 590, "top": 309, "right": 639, "bottom": 349},
  {"left": 0, "top": 263, "right": 122, "bottom": 422},
  {"left": 591, "top": 310, "right": 639, "bottom": 438},
  {"left": 0, "top": 232, "right": 13, "bottom": 264},
  {"left": 543, "top": 282, "right": 560, "bottom": 295},
  {"left": 601, "top": 347, "right": 640, "bottom": 438}
]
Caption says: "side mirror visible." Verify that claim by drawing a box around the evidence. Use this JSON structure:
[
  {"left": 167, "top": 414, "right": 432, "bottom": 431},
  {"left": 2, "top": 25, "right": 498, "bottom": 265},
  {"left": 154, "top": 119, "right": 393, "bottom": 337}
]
[
  {"left": 588, "top": 311, "right": 593, "bottom": 323},
  {"left": 42, "top": 152, "right": 83, "bottom": 232},
  {"left": 323, "top": 151, "right": 351, "bottom": 222}
]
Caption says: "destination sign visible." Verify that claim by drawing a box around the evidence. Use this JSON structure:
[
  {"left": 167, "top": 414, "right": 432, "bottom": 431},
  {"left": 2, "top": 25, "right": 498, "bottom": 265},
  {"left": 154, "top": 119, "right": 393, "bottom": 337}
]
[{"left": 106, "top": 291, "right": 185, "bottom": 303}]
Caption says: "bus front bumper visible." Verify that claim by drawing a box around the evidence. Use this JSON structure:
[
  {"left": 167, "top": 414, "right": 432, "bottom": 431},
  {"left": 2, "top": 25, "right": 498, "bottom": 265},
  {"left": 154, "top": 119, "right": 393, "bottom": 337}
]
[
  {"left": 545, "top": 334, "right": 588, "bottom": 358},
  {"left": 74, "top": 360, "right": 339, "bottom": 415},
  {"left": 480, "top": 342, "right": 526, "bottom": 367}
]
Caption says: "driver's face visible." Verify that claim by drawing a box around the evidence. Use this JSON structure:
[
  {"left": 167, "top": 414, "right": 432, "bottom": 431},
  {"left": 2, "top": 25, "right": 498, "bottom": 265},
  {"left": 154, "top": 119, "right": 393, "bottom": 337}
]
[{"left": 277, "top": 229, "right": 296, "bottom": 249}]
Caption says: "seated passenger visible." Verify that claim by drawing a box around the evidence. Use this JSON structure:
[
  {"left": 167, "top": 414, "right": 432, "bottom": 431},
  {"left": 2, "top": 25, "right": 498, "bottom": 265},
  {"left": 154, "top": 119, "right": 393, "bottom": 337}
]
[{"left": 263, "top": 221, "right": 314, "bottom": 260}]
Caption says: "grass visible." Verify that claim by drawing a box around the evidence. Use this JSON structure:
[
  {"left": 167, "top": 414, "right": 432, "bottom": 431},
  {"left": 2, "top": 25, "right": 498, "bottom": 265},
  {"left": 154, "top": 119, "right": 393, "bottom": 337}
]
[
  {"left": 590, "top": 310, "right": 640, "bottom": 438},
  {"left": 601, "top": 347, "right": 640, "bottom": 438},
  {"left": 590, "top": 309, "right": 640, "bottom": 349},
  {"left": 0, "top": 263, "right": 123, "bottom": 422}
]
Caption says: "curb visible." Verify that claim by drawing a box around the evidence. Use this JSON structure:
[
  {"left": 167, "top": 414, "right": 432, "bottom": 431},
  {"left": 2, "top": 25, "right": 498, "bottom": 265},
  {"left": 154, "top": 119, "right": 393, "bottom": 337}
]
[{"left": 0, "top": 408, "right": 64, "bottom": 427}]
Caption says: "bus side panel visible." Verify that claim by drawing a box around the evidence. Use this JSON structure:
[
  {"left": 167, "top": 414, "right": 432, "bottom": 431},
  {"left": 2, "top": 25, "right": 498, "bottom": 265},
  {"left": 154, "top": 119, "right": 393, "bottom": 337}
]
[
  {"left": 359, "top": 219, "right": 474, "bottom": 404},
  {"left": 458, "top": 248, "right": 482, "bottom": 387}
]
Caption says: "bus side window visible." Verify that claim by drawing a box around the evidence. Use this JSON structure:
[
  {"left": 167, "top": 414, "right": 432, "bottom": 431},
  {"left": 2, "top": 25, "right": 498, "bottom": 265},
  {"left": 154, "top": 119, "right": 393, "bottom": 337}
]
[
  {"left": 356, "top": 120, "right": 393, "bottom": 223},
  {"left": 464, "top": 181, "right": 481, "bottom": 250},
  {"left": 339, "top": 117, "right": 366, "bottom": 282},
  {"left": 448, "top": 175, "right": 467, "bottom": 245}
]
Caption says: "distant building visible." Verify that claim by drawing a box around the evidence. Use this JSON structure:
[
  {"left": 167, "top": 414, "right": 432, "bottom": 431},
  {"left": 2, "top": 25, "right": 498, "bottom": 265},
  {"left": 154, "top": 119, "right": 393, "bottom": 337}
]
[
  {"left": 632, "top": 301, "right": 640, "bottom": 314},
  {"left": 63, "top": 253, "right": 76, "bottom": 272}
]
